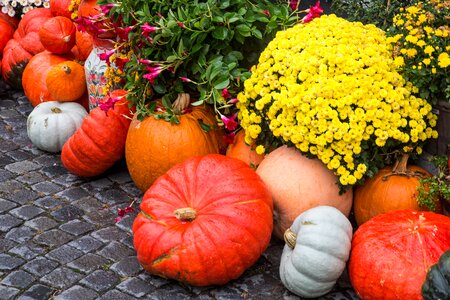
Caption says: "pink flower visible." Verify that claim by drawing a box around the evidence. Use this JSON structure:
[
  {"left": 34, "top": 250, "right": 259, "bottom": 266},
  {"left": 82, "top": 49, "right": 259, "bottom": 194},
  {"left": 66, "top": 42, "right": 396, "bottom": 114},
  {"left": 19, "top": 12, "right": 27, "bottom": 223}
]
[
  {"left": 138, "top": 59, "right": 153, "bottom": 64},
  {"left": 262, "top": 9, "right": 270, "bottom": 17},
  {"left": 177, "top": 22, "right": 186, "bottom": 28},
  {"left": 99, "top": 92, "right": 120, "bottom": 112},
  {"left": 114, "top": 206, "right": 135, "bottom": 222},
  {"left": 302, "top": 1, "right": 323, "bottom": 23},
  {"left": 114, "top": 57, "right": 129, "bottom": 71},
  {"left": 142, "top": 23, "right": 158, "bottom": 36},
  {"left": 223, "top": 131, "right": 236, "bottom": 145},
  {"left": 228, "top": 98, "right": 239, "bottom": 104},
  {"left": 180, "top": 77, "right": 191, "bottom": 82},
  {"left": 221, "top": 113, "right": 239, "bottom": 131},
  {"left": 98, "top": 49, "right": 115, "bottom": 66},
  {"left": 221, "top": 88, "right": 231, "bottom": 99},
  {"left": 115, "top": 25, "right": 133, "bottom": 40},
  {"left": 100, "top": 3, "right": 118, "bottom": 14},
  {"left": 289, "top": 0, "right": 299, "bottom": 10},
  {"left": 143, "top": 65, "right": 162, "bottom": 83}
]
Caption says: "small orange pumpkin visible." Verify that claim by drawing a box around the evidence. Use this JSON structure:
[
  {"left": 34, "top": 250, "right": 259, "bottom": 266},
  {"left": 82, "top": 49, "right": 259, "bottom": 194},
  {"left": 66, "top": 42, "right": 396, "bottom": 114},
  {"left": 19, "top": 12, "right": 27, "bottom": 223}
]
[
  {"left": 46, "top": 61, "right": 86, "bottom": 101},
  {"left": 74, "top": 30, "right": 93, "bottom": 61},
  {"left": 39, "top": 16, "right": 76, "bottom": 54},
  {"left": 353, "top": 154, "right": 438, "bottom": 226},
  {"left": 49, "top": 0, "right": 73, "bottom": 18},
  {"left": 226, "top": 130, "right": 265, "bottom": 168},
  {"left": 125, "top": 96, "right": 224, "bottom": 192}
]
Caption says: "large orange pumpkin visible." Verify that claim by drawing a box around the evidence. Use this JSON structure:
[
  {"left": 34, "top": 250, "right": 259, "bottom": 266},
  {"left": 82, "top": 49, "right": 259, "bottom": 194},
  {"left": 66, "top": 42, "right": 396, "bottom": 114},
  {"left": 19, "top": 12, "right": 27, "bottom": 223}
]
[
  {"left": 125, "top": 102, "right": 224, "bottom": 192},
  {"left": 133, "top": 154, "right": 273, "bottom": 286},
  {"left": 353, "top": 154, "right": 435, "bottom": 226},
  {"left": 256, "top": 145, "right": 353, "bottom": 239},
  {"left": 39, "top": 16, "right": 76, "bottom": 54},
  {"left": 0, "top": 15, "right": 16, "bottom": 56},
  {"left": 349, "top": 209, "right": 450, "bottom": 299},
  {"left": 226, "top": 129, "right": 265, "bottom": 168},
  {"left": 46, "top": 61, "right": 86, "bottom": 101},
  {"left": 61, "top": 90, "right": 135, "bottom": 177}
]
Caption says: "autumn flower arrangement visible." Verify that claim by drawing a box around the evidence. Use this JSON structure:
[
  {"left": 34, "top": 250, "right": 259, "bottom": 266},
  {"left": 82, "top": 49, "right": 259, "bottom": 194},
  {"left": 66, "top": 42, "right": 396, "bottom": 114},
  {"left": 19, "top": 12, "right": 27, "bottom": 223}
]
[
  {"left": 386, "top": 0, "right": 450, "bottom": 106},
  {"left": 237, "top": 14, "right": 438, "bottom": 191},
  {"left": 1, "top": 0, "right": 50, "bottom": 17},
  {"left": 73, "top": 0, "right": 324, "bottom": 139}
]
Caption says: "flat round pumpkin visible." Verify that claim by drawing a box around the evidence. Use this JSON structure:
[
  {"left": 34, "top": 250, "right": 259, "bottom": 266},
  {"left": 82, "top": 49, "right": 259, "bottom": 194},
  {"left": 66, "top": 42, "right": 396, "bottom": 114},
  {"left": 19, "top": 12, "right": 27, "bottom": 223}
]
[
  {"left": 133, "top": 154, "right": 273, "bottom": 286},
  {"left": 46, "top": 61, "right": 86, "bottom": 101},
  {"left": 256, "top": 145, "right": 353, "bottom": 239}
]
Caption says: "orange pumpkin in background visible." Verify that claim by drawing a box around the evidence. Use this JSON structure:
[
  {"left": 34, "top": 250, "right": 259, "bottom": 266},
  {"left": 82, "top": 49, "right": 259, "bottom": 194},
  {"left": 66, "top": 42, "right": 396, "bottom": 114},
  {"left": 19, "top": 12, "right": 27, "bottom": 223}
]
[
  {"left": 50, "top": 0, "right": 73, "bottom": 18},
  {"left": 226, "top": 130, "right": 265, "bottom": 168},
  {"left": 256, "top": 145, "right": 353, "bottom": 239},
  {"left": 74, "top": 30, "right": 93, "bottom": 61}
]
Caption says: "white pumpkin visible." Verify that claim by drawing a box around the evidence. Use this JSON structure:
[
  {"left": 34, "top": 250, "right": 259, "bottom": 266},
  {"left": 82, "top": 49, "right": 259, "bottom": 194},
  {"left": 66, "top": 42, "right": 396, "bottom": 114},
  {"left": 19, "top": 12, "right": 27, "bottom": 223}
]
[
  {"left": 279, "top": 206, "right": 353, "bottom": 298},
  {"left": 27, "top": 101, "right": 88, "bottom": 153}
]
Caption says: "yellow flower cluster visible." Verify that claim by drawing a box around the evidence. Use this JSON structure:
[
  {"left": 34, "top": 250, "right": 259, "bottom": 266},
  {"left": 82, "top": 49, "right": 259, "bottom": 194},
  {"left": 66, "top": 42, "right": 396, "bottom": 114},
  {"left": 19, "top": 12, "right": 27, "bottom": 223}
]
[
  {"left": 387, "top": 0, "right": 450, "bottom": 104},
  {"left": 68, "top": 0, "right": 82, "bottom": 20},
  {"left": 237, "top": 14, "right": 438, "bottom": 189}
]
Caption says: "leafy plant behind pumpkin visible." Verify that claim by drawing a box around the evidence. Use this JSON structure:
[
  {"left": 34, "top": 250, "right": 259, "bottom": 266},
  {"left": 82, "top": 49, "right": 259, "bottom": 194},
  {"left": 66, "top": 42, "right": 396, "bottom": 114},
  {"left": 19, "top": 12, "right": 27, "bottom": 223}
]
[{"left": 417, "top": 155, "right": 450, "bottom": 211}]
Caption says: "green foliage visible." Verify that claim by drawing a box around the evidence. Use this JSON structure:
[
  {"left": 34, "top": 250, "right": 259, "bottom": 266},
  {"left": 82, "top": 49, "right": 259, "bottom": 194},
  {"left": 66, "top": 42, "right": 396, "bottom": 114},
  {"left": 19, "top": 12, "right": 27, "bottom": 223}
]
[{"left": 417, "top": 156, "right": 450, "bottom": 211}]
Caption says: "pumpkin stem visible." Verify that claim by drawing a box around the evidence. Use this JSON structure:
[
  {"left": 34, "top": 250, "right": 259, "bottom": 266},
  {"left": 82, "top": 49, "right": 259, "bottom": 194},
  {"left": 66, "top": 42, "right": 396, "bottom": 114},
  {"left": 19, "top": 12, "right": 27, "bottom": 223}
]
[
  {"left": 172, "top": 93, "right": 190, "bottom": 114},
  {"left": 62, "top": 65, "right": 72, "bottom": 74},
  {"left": 383, "top": 153, "right": 427, "bottom": 180},
  {"left": 63, "top": 35, "right": 71, "bottom": 43},
  {"left": 51, "top": 107, "right": 62, "bottom": 114},
  {"left": 174, "top": 207, "right": 197, "bottom": 222},
  {"left": 284, "top": 228, "right": 297, "bottom": 249}
]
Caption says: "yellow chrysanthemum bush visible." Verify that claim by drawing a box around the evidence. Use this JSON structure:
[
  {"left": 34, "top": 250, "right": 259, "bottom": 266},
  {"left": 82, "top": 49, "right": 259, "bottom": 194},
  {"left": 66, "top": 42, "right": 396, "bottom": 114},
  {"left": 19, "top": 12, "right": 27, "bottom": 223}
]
[{"left": 237, "top": 14, "right": 438, "bottom": 191}]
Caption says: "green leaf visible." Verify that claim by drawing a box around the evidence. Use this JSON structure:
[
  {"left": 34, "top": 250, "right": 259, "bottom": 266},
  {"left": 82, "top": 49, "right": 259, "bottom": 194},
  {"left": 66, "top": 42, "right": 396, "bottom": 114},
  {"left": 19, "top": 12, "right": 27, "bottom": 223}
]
[
  {"left": 252, "top": 28, "right": 262, "bottom": 39},
  {"left": 214, "top": 77, "right": 230, "bottom": 89},
  {"left": 191, "top": 99, "right": 204, "bottom": 106},
  {"left": 197, "top": 119, "right": 211, "bottom": 132},
  {"left": 236, "top": 24, "right": 251, "bottom": 37},
  {"left": 162, "top": 95, "right": 172, "bottom": 109},
  {"left": 212, "top": 26, "right": 228, "bottom": 40}
]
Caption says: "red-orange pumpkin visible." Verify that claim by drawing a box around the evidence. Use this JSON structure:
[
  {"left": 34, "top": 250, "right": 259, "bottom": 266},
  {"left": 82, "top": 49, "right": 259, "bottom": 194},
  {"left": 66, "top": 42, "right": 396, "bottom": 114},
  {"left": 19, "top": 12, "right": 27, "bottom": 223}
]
[
  {"left": 21, "top": 51, "right": 73, "bottom": 106},
  {"left": 74, "top": 30, "right": 93, "bottom": 61},
  {"left": 61, "top": 90, "right": 135, "bottom": 177},
  {"left": 0, "top": 12, "right": 19, "bottom": 29},
  {"left": 226, "top": 130, "right": 265, "bottom": 168},
  {"left": 349, "top": 209, "right": 450, "bottom": 299},
  {"left": 256, "top": 145, "right": 353, "bottom": 239},
  {"left": 1, "top": 39, "right": 32, "bottom": 89},
  {"left": 39, "top": 16, "right": 76, "bottom": 54},
  {"left": 125, "top": 103, "right": 224, "bottom": 192},
  {"left": 0, "top": 17, "right": 16, "bottom": 56},
  {"left": 133, "top": 154, "right": 273, "bottom": 286},
  {"left": 50, "top": 0, "right": 73, "bottom": 18},
  {"left": 353, "top": 154, "right": 437, "bottom": 226}
]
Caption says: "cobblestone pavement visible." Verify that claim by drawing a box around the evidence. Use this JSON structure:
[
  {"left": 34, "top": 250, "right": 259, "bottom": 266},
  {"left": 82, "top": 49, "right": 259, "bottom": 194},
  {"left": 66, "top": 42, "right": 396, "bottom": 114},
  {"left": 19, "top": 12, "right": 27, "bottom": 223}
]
[{"left": 0, "top": 80, "right": 360, "bottom": 299}]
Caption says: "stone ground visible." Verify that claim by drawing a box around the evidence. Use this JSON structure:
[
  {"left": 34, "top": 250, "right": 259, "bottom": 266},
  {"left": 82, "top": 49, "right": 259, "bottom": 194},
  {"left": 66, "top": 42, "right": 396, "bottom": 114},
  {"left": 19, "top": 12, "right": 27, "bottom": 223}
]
[{"left": 0, "top": 79, "right": 360, "bottom": 299}]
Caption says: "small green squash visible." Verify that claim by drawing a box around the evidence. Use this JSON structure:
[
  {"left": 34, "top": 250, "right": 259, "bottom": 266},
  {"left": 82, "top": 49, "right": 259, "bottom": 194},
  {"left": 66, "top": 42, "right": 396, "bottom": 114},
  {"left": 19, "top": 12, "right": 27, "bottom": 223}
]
[{"left": 422, "top": 249, "right": 450, "bottom": 300}]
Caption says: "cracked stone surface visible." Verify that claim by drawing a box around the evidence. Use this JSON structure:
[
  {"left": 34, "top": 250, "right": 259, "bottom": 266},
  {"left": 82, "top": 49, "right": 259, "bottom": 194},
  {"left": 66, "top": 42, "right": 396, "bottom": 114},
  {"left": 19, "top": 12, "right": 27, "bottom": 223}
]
[{"left": 0, "top": 78, "right": 360, "bottom": 299}]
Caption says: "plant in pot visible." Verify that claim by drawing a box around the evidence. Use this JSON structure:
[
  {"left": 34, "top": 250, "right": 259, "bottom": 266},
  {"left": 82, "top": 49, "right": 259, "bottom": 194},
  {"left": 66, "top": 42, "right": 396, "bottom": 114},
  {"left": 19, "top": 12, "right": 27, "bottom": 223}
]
[
  {"left": 417, "top": 155, "right": 450, "bottom": 216},
  {"left": 386, "top": 0, "right": 450, "bottom": 157},
  {"left": 80, "top": 0, "right": 316, "bottom": 192}
]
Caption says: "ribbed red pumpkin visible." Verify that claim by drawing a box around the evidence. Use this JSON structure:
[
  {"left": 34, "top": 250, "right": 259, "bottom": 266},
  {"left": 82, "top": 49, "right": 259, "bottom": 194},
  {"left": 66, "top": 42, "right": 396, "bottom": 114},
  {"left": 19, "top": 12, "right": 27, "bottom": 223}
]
[
  {"left": 61, "top": 90, "right": 135, "bottom": 177},
  {"left": 50, "top": 0, "right": 73, "bottom": 18},
  {"left": 0, "top": 12, "right": 19, "bottom": 29},
  {"left": 125, "top": 102, "right": 224, "bottom": 193},
  {"left": 39, "top": 16, "right": 76, "bottom": 54},
  {"left": 1, "top": 39, "right": 32, "bottom": 89},
  {"left": 133, "top": 154, "right": 273, "bottom": 286},
  {"left": 349, "top": 209, "right": 450, "bottom": 299},
  {"left": 0, "top": 16, "right": 16, "bottom": 56}
]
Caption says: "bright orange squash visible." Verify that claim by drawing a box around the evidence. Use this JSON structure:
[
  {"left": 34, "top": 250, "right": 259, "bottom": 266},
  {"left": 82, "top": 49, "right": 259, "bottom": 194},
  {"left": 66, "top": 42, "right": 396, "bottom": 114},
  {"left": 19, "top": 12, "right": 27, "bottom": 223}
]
[{"left": 46, "top": 61, "right": 86, "bottom": 101}]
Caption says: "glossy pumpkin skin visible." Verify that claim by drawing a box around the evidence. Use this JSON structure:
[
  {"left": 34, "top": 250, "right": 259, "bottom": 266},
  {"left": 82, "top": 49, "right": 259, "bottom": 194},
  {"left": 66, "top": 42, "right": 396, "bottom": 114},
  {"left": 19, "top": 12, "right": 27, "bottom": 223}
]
[
  {"left": 256, "top": 145, "right": 353, "bottom": 240},
  {"left": 280, "top": 206, "right": 353, "bottom": 298},
  {"left": 46, "top": 61, "right": 86, "bottom": 101},
  {"left": 22, "top": 51, "right": 72, "bottom": 106},
  {"left": 126, "top": 104, "right": 224, "bottom": 192},
  {"left": 74, "top": 30, "right": 93, "bottom": 61},
  {"left": 133, "top": 154, "right": 273, "bottom": 286},
  {"left": 0, "top": 17, "right": 15, "bottom": 56},
  {"left": 1, "top": 39, "right": 32, "bottom": 89},
  {"left": 39, "top": 16, "right": 76, "bottom": 54},
  {"left": 15, "top": 8, "right": 52, "bottom": 55},
  {"left": 50, "top": 0, "right": 73, "bottom": 18},
  {"left": 27, "top": 101, "right": 87, "bottom": 153},
  {"left": 226, "top": 129, "right": 265, "bottom": 168},
  {"left": 422, "top": 249, "right": 450, "bottom": 300},
  {"left": 61, "top": 90, "right": 134, "bottom": 177},
  {"left": 349, "top": 209, "right": 450, "bottom": 300},
  {"left": 353, "top": 164, "right": 432, "bottom": 226}
]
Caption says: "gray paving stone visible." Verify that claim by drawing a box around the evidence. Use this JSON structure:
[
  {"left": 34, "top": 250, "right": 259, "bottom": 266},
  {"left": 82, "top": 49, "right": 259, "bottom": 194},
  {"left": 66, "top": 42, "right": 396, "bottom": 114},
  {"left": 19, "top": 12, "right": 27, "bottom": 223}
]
[
  {"left": 121, "top": 235, "right": 135, "bottom": 249},
  {"left": 23, "top": 256, "right": 59, "bottom": 276},
  {"left": 34, "top": 196, "right": 64, "bottom": 209},
  {"left": 51, "top": 205, "right": 84, "bottom": 222},
  {"left": 98, "top": 241, "right": 135, "bottom": 261},
  {"left": 147, "top": 284, "right": 191, "bottom": 299},
  {"left": 46, "top": 245, "right": 84, "bottom": 264},
  {"left": 32, "top": 181, "right": 64, "bottom": 195},
  {"left": 0, "top": 253, "right": 25, "bottom": 271},
  {"left": 6, "top": 149, "right": 33, "bottom": 162},
  {"left": 5, "top": 225, "right": 36, "bottom": 243},
  {"left": 16, "top": 171, "right": 49, "bottom": 185},
  {"left": 40, "top": 267, "right": 83, "bottom": 289},
  {"left": 0, "top": 155, "right": 14, "bottom": 167},
  {"left": 53, "top": 285, "right": 99, "bottom": 300},
  {"left": 79, "top": 270, "right": 119, "bottom": 292},
  {"left": 91, "top": 226, "right": 130, "bottom": 243},
  {"left": 119, "top": 182, "right": 143, "bottom": 197},
  {"left": 24, "top": 216, "right": 59, "bottom": 231},
  {"left": 0, "top": 285, "right": 20, "bottom": 300},
  {"left": 0, "top": 214, "right": 22, "bottom": 232},
  {"left": 33, "top": 229, "right": 74, "bottom": 247},
  {"left": 80, "top": 178, "right": 113, "bottom": 191},
  {"left": 137, "top": 273, "right": 168, "bottom": 288},
  {"left": 52, "top": 174, "right": 86, "bottom": 188},
  {"left": 18, "top": 284, "right": 54, "bottom": 300},
  {"left": 3, "top": 188, "right": 39, "bottom": 204},
  {"left": 40, "top": 165, "right": 68, "bottom": 178},
  {"left": 98, "top": 289, "right": 138, "bottom": 300},
  {"left": 0, "top": 169, "right": 14, "bottom": 181},
  {"left": 110, "top": 256, "right": 143, "bottom": 277},
  {"left": 68, "top": 236, "right": 104, "bottom": 253},
  {"left": 8, "top": 242, "right": 46, "bottom": 260},
  {"left": 107, "top": 170, "right": 133, "bottom": 184},
  {"left": 32, "top": 155, "right": 60, "bottom": 167},
  {"left": 0, "top": 199, "right": 17, "bottom": 213},
  {"left": 57, "top": 187, "right": 89, "bottom": 201},
  {"left": 72, "top": 196, "right": 104, "bottom": 213},
  {"left": 0, "top": 239, "right": 17, "bottom": 253},
  {"left": 116, "top": 277, "right": 152, "bottom": 298},
  {"left": 67, "top": 253, "right": 110, "bottom": 274},
  {"left": 10, "top": 205, "right": 44, "bottom": 220},
  {"left": 1, "top": 270, "right": 36, "bottom": 289},
  {"left": 115, "top": 212, "right": 136, "bottom": 233},
  {"left": 5, "top": 161, "right": 40, "bottom": 174},
  {"left": 59, "top": 219, "right": 95, "bottom": 236},
  {"left": 83, "top": 208, "right": 116, "bottom": 226},
  {"left": 95, "top": 188, "right": 130, "bottom": 205}
]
